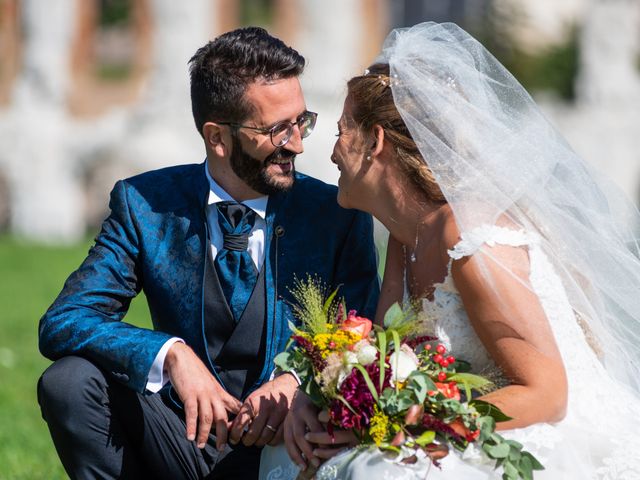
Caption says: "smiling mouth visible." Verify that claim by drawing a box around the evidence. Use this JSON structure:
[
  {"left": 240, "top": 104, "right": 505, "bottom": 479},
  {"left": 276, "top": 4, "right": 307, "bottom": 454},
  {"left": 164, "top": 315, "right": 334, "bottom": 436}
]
[
  {"left": 269, "top": 157, "right": 294, "bottom": 175},
  {"left": 271, "top": 158, "right": 292, "bottom": 165}
]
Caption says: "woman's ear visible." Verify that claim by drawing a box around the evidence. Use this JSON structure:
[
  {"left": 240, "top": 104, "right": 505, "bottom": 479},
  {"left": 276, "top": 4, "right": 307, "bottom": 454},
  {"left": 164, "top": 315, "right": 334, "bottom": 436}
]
[
  {"left": 202, "top": 122, "right": 229, "bottom": 158},
  {"left": 371, "top": 125, "right": 385, "bottom": 158}
]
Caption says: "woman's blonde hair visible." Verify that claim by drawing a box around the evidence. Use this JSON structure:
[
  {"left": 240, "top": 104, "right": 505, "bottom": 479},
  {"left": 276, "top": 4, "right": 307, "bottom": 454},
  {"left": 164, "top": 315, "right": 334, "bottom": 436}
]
[{"left": 346, "top": 63, "right": 445, "bottom": 203}]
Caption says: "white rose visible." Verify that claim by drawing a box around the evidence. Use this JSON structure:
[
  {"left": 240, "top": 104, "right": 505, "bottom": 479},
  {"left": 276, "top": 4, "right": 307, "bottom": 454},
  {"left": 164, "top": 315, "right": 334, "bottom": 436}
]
[
  {"left": 389, "top": 347, "right": 419, "bottom": 383},
  {"left": 343, "top": 351, "right": 358, "bottom": 365},
  {"left": 356, "top": 345, "right": 378, "bottom": 365}
]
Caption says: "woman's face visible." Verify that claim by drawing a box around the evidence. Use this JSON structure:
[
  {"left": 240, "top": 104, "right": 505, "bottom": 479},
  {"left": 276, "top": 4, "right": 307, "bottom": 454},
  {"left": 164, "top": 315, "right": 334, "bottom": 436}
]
[{"left": 331, "top": 96, "right": 370, "bottom": 210}]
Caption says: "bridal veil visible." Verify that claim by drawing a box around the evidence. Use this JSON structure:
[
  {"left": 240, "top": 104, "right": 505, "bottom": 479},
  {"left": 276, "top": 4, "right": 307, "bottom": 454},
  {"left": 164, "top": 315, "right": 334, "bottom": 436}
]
[{"left": 374, "top": 22, "right": 640, "bottom": 395}]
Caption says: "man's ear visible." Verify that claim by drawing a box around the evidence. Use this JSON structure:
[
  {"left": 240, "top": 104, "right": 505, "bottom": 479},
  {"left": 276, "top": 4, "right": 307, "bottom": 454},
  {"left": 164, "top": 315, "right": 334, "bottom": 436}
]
[
  {"left": 202, "top": 122, "right": 229, "bottom": 158},
  {"left": 371, "top": 124, "right": 385, "bottom": 158}
]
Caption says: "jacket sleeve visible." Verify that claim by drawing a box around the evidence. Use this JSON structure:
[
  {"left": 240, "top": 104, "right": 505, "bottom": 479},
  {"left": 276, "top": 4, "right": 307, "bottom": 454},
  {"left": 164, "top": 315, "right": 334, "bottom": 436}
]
[
  {"left": 334, "top": 210, "right": 380, "bottom": 320},
  {"left": 38, "top": 180, "right": 173, "bottom": 393}
]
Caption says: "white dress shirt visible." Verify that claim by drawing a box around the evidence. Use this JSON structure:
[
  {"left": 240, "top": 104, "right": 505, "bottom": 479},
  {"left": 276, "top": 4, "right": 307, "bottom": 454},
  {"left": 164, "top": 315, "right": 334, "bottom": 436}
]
[{"left": 145, "top": 161, "right": 268, "bottom": 392}]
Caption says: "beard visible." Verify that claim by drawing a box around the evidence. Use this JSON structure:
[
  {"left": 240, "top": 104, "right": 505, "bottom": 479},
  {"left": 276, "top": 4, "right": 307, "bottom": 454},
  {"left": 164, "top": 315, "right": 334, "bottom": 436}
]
[{"left": 229, "top": 134, "right": 296, "bottom": 195}]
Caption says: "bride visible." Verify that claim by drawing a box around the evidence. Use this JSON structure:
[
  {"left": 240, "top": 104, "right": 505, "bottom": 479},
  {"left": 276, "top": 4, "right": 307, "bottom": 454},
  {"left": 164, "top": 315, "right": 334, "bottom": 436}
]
[{"left": 260, "top": 22, "right": 640, "bottom": 479}]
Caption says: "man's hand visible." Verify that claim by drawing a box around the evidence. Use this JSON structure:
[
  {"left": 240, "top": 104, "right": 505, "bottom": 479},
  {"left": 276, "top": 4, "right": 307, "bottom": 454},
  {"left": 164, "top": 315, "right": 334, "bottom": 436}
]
[
  {"left": 283, "top": 392, "right": 325, "bottom": 471},
  {"left": 229, "top": 373, "right": 298, "bottom": 448},
  {"left": 165, "top": 342, "right": 242, "bottom": 451}
]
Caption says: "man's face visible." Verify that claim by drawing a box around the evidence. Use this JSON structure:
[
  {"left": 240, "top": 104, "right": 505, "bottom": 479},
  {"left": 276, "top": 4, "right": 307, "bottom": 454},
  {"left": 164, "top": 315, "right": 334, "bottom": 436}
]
[{"left": 229, "top": 77, "right": 307, "bottom": 195}]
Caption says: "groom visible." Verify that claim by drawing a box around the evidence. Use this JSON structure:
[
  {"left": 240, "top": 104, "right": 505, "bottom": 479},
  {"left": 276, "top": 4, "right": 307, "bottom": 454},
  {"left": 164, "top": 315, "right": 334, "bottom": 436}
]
[{"left": 37, "top": 27, "right": 379, "bottom": 479}]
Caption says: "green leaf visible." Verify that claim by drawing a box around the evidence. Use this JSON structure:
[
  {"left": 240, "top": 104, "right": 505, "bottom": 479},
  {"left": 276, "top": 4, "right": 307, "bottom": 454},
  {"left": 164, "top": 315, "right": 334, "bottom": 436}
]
[
  {"left": 273, "top": 351, "right": 293, "bottom": 371},
  {"left": 522, "top": 452, "right": 545, "bottom": 471},
  {"left": 517, "top": 455, "right": 533, "bottom": 480},
  {"left": 408, "top": 372, "right": 432, "bottom": 404},
  {"left": 477, "top": 416, "right": 496, "bottom": 440},
  {"left": 301, "top": 379, "right": 324, "bottom": 406},
  {"left": 502, "top": 462, "right": 519, "bottom": 479},
  {"left": 506, "top": 439, "right": 523, "bottom": 450},
  {"left": 378, "top": 444, "right": 402, "bottom": 454},
  {"left": 487, "top": 443, "right": 510, "bottom": 459},
  {"left": 287, "top": 320, "right": 302, "bottom": 336},
  {"left": 378, "top": 388, "right": 396, "bottom": 411},
  {"left": 448, "top": 372, "right": 493, "bottom": 394},
  {"left": 395, "top": 389, "right": 416, "bottom": 411},
  {"left": 414, "top": 430, "right": 436, "bottom": 447},
  {"left": 353, "top": 364, "right": 379, "bottom": 402},
  {"left": 335, "top": 395, "right": 358, "bottom": 415},
  {"left": 453, "top": 359, "right": 472, "bottom": 372},
  {"left": 508, "top": 448, "right": 522, "bottom": 462},
  {"left": 377, "top": 330, "right": 387, "bottom": 392},
  {"left": 470, "top": 399, "right": 513, "bottom": 422},
  {"left": 323, "top": 286, "right": 340, "bottom": 317},
  {"left": 390, "top": 329, "right": 402, "bottom": 392},
  {"left": 383, "top": 302, "right": 404, "bottom": 329}
]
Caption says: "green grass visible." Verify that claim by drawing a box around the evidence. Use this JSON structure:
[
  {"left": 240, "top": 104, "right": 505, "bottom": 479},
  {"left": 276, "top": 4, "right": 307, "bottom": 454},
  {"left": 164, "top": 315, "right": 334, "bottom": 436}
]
[{"left": 0, "top": 236, "right": 151, "bottom": 480}]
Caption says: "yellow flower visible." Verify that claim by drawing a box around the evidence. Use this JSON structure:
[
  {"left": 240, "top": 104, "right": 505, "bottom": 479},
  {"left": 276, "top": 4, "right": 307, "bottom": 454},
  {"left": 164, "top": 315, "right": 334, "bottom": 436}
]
[
  {"left": 311, "top": 330, "right": 361, "bottom": 358},
  {"left": 369, "top": 406, "right": 390, "bottom": 446}
]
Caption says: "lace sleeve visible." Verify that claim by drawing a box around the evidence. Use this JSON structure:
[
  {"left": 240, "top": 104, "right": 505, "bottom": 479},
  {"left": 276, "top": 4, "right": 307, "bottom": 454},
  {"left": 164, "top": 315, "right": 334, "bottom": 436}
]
[{"left": 447, "top": 224, "right": 538, "bottom": 260}]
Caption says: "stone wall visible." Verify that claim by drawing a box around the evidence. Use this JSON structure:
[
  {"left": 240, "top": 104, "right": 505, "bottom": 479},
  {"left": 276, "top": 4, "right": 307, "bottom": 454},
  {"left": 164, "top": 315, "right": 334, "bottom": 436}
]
[{"left": 0, "top": 0, "right": 638, "bottom": 242}]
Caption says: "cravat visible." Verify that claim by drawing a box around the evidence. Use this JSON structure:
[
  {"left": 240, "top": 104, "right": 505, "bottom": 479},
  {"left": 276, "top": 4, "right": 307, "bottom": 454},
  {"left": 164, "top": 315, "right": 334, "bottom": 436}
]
[{"left": 214, "top": 202, "right": 258, "bottom": 321}]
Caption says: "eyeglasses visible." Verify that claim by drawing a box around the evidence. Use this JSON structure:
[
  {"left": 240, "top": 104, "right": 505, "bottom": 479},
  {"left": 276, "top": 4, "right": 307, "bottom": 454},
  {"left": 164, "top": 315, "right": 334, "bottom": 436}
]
[{"left": 219, "top": 111, "right": 318, "bottom": 147}]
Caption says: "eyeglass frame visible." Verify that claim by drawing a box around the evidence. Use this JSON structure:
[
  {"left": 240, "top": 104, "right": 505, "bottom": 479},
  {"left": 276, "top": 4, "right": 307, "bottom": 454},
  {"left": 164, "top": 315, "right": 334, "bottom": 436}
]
[{"left": 218, "top": 110, "right": 318, "bottom": 147}]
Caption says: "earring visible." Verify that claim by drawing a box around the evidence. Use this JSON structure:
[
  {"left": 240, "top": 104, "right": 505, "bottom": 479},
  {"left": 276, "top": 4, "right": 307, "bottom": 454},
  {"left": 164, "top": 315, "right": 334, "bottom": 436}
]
[{"left": 366, "top": 155, "right": 371, "bottom": 161}]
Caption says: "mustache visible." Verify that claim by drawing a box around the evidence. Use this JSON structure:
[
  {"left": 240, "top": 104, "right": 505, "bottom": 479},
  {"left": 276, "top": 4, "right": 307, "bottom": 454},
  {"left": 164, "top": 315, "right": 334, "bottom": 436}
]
[{"left": 265, "top": 148, "right": 296, "bottom": 164}]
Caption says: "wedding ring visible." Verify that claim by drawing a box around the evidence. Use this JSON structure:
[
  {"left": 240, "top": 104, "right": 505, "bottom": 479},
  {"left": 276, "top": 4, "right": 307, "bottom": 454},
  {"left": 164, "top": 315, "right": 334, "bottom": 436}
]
[{"left": 265, "top": 424, "right": 277, "bottom": 433}]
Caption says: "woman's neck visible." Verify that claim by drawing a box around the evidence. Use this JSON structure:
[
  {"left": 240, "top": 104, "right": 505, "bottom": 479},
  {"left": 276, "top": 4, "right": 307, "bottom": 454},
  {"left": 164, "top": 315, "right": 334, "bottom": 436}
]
[{"left": 369, "top": 178, "right": 444, "bottom": 248}]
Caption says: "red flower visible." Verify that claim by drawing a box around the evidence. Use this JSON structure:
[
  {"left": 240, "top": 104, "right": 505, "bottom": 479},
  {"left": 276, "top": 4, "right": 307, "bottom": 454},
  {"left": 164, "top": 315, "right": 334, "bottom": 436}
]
[
  {"left": 421, "top": 413, "right": 461, "bottom": 441},
  {"left": 329, "top": 357, "right": 391, "bottom": 431},
  {"left": 340, "top": 310, "right": 373, "bottom": 339},
  {"left": 293, "top": 335, "right": 327, "bottom": 371},
  {"left": 434, "top": 382, "right": 461, "bottom": 401},
  {"left": 405, "top": 335, "right": 438, "bottom": 349},
  {"left": 449, "top": 419, "right": 480, "bottom": 442}
]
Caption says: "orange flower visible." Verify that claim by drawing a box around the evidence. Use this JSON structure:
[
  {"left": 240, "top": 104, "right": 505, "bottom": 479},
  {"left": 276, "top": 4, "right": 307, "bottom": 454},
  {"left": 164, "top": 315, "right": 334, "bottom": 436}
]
[
  {"left": 434, "top": 382, "right": 461, "bottom": 401},
  {"left": 340, "top": 311, "right": 372, "bottom": 339},
  {"left": 449, "top": 419, "right": 480, "bottom": 442}
]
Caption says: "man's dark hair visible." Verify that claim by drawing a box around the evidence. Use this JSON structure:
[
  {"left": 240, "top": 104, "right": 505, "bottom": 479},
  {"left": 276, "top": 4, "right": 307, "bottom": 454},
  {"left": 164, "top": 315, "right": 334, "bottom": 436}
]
[{"left": 189, "top": 27, "right": 305, "bottom": 137}]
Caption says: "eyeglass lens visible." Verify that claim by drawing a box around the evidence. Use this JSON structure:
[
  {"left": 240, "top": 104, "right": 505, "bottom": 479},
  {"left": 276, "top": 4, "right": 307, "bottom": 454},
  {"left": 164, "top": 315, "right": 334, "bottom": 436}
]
[{"left": 271, "top": 112, "right": 317, "bottom": 147}]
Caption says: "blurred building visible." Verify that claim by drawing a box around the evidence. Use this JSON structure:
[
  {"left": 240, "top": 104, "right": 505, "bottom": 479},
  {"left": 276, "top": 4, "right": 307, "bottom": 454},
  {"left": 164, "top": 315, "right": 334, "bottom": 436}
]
[{"left": 0, "top": 0, "right": 638, "bottom": 242}]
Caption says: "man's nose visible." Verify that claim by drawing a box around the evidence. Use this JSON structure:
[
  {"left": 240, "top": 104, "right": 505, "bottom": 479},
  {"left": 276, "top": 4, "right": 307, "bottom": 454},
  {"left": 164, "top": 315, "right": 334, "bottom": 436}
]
[{"left": 284, "top": 125, "right": 304, "bottom": 154}]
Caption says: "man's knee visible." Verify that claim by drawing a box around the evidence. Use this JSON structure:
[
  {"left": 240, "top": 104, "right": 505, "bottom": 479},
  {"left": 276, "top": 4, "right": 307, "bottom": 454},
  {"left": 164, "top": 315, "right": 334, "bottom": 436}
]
[{"left": 38, "top": 356, "right": 107, "bottom": 417}]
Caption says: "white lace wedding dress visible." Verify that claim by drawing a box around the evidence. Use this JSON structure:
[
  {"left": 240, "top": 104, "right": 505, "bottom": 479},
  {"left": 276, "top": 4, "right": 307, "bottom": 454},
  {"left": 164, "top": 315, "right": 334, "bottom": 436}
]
[{"left": 259, "top": 226, "right": 640, "bottom": 480}]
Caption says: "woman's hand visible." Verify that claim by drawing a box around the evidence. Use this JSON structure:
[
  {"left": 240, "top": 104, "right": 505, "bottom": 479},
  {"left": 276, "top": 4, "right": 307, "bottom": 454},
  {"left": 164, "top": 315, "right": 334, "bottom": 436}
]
[
  {"left": 304, "top": 409, "right": 358, "bottom": 460},
  {"left": 283, "top": 392, "right": 324, "bottom": 471}
]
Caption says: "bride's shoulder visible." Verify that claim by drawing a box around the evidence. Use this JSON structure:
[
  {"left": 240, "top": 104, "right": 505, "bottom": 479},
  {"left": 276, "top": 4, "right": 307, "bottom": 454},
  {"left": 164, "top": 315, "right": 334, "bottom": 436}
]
[
  {"left": 439, "top": 205, "right": 461, "bottom": 264},
  {"left": 440, "top": 213, "right": 535, "bottom": 268}
]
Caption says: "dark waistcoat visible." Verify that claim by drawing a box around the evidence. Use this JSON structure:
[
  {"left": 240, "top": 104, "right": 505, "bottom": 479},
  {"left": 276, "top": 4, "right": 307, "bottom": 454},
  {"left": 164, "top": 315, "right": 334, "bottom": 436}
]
[
  {"left": 166, "top": 245, "right": 268, "bottom": 409},
  {"left": 202, "top": 248, "right": 267, "bottom": 400}
]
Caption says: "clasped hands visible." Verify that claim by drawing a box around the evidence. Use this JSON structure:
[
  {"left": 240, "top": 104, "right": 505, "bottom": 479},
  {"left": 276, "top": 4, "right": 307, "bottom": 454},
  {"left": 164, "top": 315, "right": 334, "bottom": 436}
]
[
  {"left": 284, "top": 391, "right": 450, "bottom": 473},
  {"left": 284, "top": 391, "right": 358, "bottom": 472},
  {"left": 165, "top": 342, "right": 298, "bottom": 451}
]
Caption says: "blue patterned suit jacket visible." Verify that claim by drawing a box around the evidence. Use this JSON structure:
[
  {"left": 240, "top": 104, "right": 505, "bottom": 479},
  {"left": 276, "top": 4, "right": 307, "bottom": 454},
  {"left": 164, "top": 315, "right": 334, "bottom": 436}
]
[{"left": 39, "top": 163, "right": 379, "bottom": 395}]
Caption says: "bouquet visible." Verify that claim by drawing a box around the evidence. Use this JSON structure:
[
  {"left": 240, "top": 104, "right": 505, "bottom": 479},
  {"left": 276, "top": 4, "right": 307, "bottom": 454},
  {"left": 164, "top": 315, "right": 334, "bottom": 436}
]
[{"left": 275, "top": 278, "right": 544, "bottom": 480}]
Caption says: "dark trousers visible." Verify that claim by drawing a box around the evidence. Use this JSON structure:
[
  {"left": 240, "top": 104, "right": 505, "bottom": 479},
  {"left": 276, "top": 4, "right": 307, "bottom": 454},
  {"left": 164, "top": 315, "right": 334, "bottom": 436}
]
[{"left": 37, "top": 356, "right": 261, "bottom": 480}]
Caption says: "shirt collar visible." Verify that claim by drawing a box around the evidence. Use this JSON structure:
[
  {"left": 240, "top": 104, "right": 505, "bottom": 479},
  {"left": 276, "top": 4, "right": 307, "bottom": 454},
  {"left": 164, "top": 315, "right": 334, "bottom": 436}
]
[{"left": 205, "top": 159, "right": 268, "bottom": 220}]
